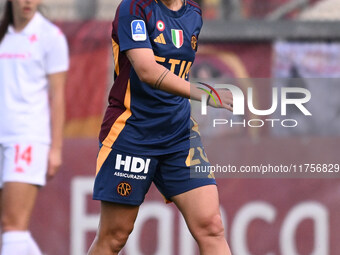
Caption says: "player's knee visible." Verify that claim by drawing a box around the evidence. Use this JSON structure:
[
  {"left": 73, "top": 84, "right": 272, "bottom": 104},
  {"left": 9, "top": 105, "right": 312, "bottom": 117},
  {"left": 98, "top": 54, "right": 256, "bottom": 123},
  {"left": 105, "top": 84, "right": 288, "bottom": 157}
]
[
  {"left": 100, "top": 225, "right": 134, "bottom": 253},
  {"left": 108, "top": 230, "right": 131, "bottom": 253},
  {"left": 194, "top": 213, "right": 225, "bottom": 241}
]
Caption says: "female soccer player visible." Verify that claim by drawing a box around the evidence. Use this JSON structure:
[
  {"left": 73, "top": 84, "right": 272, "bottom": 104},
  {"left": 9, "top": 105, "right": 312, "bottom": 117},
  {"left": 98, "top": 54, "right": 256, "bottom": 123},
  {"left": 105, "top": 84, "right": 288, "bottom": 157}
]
[
  {"left": 0, "top": 0, "right": 69, "bottom": 254},
  {"left": 88, "top": 0, "right": 233, "bottom": 254}
]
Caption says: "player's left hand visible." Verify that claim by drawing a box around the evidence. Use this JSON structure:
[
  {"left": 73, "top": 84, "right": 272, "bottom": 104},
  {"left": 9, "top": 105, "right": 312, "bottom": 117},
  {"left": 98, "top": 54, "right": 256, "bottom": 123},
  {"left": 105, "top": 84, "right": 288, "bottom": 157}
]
[
  {"left": 47, "top": 147, "right": 62, "bottom": 181},
  {"left": 208, "top": 89, "right": 233, "bottom": 112}
]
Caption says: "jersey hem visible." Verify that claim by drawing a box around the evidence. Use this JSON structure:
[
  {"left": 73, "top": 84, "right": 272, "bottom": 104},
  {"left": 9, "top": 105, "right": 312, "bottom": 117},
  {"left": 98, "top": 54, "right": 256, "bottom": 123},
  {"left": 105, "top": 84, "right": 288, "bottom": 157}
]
[
  {"left": 164, "top": 182, "right": 217, "bottom": 201},
  {"left": 92, "top": 196, "right": 143, "bottom": 206},
  {"left": 1, "top": 178, "right": 46, "bottom": 188}
]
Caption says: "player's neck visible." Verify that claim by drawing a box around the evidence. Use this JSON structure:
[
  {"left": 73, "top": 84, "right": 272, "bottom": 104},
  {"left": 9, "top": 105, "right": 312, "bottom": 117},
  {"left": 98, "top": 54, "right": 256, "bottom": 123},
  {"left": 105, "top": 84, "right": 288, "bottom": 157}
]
[
  {"left": 159, "top": 0, "right": 184, "bottom": 11},
  {"left": 12, "top": 12, "right": 34, "bottom": 32}
]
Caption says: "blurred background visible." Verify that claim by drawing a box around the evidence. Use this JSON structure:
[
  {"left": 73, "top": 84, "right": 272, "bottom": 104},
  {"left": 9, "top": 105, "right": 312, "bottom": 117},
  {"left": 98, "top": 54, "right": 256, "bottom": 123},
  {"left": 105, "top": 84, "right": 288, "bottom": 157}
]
[{"left": 1, "top": 0, "right": 339, "bottom": 254}]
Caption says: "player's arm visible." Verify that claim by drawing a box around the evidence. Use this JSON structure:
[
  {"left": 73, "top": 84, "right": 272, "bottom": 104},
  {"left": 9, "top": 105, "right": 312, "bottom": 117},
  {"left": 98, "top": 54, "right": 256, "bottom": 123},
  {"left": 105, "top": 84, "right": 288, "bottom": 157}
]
[
  {"left": 47, "top": 71, "right": 67, "bottom": 180},
  {"left": 126, "top": 48, "right": 233, "bottom": 111}
]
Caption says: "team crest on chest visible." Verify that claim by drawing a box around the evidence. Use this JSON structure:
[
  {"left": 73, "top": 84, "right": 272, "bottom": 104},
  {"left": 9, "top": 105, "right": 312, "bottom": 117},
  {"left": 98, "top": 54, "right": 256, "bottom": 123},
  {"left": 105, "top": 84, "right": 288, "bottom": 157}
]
[{"left": 171, "top": 29, "right": 184, "bottom": 49}]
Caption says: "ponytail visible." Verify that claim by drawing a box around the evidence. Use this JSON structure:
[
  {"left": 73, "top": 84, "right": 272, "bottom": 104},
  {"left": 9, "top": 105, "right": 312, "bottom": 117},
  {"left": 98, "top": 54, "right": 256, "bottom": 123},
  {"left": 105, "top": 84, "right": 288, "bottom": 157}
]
[{"left": 0, "top": 1, "right": 13, "bottom": 43}]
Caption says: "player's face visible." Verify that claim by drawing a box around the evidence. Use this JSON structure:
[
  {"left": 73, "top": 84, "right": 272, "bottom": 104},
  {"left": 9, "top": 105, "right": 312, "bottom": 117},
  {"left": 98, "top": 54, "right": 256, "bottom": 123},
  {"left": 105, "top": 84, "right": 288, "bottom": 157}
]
[{"left": 10, "top": 0, "right": 41, "bottom": 21}]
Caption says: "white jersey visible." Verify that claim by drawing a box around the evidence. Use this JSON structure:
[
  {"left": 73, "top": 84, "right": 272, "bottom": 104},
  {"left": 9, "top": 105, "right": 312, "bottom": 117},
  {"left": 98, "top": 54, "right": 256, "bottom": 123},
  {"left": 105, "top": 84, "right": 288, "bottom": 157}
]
[{"left": 0, "top": 12, "right": 69, "bottom": 144}]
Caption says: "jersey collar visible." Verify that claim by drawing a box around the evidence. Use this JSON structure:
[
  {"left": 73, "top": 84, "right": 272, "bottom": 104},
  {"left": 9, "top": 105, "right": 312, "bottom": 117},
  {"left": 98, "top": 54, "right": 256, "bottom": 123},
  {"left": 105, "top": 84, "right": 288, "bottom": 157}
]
[
  {"left": 8, "top": 12, "right": 42, "bottom": 35},
  {"left": 155, "top": 0, "right": 187, "bottom": 18}
]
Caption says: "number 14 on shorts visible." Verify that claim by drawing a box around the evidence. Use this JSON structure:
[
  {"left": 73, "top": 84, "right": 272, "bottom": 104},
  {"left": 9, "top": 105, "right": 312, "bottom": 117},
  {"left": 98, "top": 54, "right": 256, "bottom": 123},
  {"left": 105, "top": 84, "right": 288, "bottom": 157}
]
[{"left": 14, "top": 144, "right": 32, "bottom": 173}]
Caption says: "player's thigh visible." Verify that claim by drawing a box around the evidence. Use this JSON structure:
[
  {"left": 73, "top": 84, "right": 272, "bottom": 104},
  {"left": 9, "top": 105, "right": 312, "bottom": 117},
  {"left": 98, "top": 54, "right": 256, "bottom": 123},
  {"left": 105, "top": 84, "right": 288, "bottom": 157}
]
[
  {"left": 171, "top": 185, "right": 223, "bottom": 236},
  {"left": 97, "top": 201, "right": 139, "bottom": 239},
  {"left": 93, "top": 146, "right": 157, "bottom": 240},
  {"left": 0, "top": 142, "right": 45, "bottom": 230},
  {"left": 1, "top": 182, "right": 39, "bottom": 230}
]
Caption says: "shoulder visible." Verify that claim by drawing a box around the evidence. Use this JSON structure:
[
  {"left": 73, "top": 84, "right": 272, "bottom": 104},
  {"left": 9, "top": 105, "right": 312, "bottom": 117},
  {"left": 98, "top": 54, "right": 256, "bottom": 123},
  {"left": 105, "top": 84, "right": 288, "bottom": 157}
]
[
  {"left": 119, "top": 0, "right": 154, "bottom": 17},
  {"left": 33, "top": 13, "right": 68, "bottom": 54},
  {"left": 186, "top": 0, "right": 202, "bottom": 16}
]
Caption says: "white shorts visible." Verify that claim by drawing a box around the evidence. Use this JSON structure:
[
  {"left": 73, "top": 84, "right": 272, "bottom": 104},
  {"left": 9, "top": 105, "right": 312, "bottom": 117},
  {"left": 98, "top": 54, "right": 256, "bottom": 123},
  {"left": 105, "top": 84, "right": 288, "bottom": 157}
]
[{"left": 0, "top": 142, "right": 49, "bottom": 188}]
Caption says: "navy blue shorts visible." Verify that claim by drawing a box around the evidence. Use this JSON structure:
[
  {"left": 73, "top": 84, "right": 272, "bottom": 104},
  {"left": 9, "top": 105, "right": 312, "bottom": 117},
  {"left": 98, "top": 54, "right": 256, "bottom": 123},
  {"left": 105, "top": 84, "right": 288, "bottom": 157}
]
[{"left": 93, "top": 135, "right": 216, "bottom": 206}]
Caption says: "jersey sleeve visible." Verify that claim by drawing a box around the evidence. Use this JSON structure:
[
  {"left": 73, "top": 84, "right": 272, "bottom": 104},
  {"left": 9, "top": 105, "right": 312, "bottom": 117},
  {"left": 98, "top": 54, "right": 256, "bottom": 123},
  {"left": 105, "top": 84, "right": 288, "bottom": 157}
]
[
  {"left": 44, "top": 29, "right": 69, "bottom": 75},
  {"left": 117, "top": 2, "right": 152, "bottom": 52}
]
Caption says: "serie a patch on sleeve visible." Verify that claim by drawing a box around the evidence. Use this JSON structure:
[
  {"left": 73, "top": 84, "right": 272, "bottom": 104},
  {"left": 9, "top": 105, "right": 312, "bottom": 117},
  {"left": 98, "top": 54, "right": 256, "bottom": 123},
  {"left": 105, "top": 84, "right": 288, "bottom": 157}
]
[{"left": 131, "top": 20, "right": 147, "bottom": 41}]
